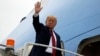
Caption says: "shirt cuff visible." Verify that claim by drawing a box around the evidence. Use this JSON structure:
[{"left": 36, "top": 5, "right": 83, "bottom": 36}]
[{"left": 33, "top": 13, "right": 39, "bottom": 17}]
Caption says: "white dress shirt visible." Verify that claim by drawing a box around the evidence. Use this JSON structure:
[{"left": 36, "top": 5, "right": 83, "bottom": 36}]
[{"left": 45, "top": 31, "right": 57, "bottom": 53}]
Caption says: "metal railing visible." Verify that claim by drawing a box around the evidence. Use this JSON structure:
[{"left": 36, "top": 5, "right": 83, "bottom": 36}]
[{"left": 30, "top": 43, "right": 84, "bottom": 56}]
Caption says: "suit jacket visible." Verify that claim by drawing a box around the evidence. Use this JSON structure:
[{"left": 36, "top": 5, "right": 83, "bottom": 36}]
[{"left": 29, "top": 15, "right": 62, "bottom": 56}]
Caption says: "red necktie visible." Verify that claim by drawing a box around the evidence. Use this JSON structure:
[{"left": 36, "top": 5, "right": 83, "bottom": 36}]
[{"left": 51, "top": 31, "right": 56, "bottom": 56}]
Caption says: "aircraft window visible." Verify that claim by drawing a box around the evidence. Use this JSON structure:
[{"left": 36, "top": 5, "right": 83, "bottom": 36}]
[{"left": 20, "top": 17, "right": 26, "bottom": 22}]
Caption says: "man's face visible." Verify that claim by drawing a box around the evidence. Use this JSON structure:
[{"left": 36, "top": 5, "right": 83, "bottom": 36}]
[{"left": 46, "top": 16, "right": 57, "bottom": 29}]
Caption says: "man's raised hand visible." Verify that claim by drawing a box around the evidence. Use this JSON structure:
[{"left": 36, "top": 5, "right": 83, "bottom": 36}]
[{"left": 35, "top": 2, "right": 43, "bottom": 14}]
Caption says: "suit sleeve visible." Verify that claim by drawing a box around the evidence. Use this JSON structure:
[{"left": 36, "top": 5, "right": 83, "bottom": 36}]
[
  {"left": 56, "top": 33, "right": 63, "bottom": 56},
  {"left": 32, "top": 15, "right": 44, "bottom": 32},
  {"left": 58, "top": 37, "right": 63, "bottom": 56}
]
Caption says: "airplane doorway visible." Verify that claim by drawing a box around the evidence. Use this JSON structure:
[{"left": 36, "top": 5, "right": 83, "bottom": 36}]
[{"left": 77, "top": 35, "right": 100, "bottom": 56}]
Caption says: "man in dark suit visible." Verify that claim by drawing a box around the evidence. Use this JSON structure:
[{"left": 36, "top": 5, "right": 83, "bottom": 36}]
[{"left": 29, "top": 2, "right": 62, "bottom": 56}]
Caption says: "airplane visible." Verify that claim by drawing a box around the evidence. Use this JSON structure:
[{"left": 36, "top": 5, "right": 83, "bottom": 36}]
[{"left": 0, "top": 0, "right": 100, "bottom": 56}]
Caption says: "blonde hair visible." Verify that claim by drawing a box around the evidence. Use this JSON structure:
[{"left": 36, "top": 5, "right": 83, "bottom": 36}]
[
  {"left": 47, "top": 15, "right": 56, "bottom": 19},
  {"left": 46, "top": 15, "right": 57, "bottom": 22}
]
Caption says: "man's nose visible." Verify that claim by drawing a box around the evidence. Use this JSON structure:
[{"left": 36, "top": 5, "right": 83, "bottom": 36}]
[
  {"left": 49, "top": 22, "right": 53, "bottom": 24},
  {"left": 50, "top": 21, "right": 53, "bottom": 23}
]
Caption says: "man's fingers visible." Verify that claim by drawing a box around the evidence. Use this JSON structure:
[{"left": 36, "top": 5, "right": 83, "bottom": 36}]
[
  {"left": 34, "top": 1, "right": 42, "bottom": 14},
  {"left": 35, "top": 2, "right": 41, "bottom": 8},
  {"left": 36, "top": 2, "right": 41, "bottom": 6}
]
